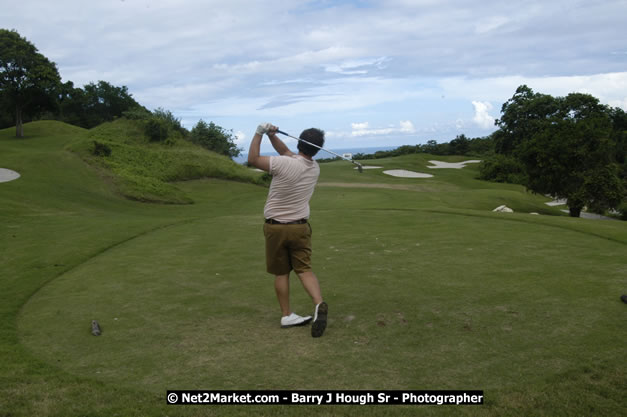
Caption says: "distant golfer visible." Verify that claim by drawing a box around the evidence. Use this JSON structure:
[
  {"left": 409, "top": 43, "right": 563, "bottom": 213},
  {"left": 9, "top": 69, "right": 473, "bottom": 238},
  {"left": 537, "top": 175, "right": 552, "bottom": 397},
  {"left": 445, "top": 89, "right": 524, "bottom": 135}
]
[{"left": 248, "top": 123, "right": 328, "bottom": 337}]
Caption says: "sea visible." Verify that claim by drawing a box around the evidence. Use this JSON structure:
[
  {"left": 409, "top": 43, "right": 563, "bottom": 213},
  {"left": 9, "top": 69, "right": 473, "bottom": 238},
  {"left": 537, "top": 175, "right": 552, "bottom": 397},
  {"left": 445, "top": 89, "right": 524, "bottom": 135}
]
[{"left": 234, "top": 146, "right": 398, "bottom": 164}]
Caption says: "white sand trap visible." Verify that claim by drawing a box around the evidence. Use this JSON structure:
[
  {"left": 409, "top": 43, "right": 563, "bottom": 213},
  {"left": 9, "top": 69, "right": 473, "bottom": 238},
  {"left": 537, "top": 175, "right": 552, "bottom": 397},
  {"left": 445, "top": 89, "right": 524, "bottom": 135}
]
[
  {"left": 545, "top": 198, "right": 567, "bottom": 206},
  {"left": 427, "top": 160, "right": 482, "bottom": 169},
  {"left": 0, "top": 168, "right": 20, "bottom": 183},
  {"left": 354, "top": 165, "right": 383, "bottom": 170},
  {"left": 383, "top": 169, "right": 433, "bottom": 178}
]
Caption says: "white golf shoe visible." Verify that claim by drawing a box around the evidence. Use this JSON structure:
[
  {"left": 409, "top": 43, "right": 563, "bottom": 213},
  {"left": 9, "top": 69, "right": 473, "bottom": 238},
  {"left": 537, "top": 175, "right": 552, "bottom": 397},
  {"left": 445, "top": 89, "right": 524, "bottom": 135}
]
[{"left": 280, "top": 313, "right": 312, "bottom": 328}]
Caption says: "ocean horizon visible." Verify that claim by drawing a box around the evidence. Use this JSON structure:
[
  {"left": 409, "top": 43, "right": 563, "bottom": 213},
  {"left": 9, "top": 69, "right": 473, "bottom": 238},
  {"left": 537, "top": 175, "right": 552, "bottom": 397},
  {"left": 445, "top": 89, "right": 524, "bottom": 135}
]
[{"left": 234, "top": 145, "right": 399, "bottom": 164}]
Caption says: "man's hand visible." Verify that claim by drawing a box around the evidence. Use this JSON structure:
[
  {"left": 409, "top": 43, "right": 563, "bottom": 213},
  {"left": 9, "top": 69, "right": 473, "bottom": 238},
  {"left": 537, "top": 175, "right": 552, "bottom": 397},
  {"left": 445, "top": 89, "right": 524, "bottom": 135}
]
[{"left": 256, "top": 123, "right": 278, "bottom": 136}]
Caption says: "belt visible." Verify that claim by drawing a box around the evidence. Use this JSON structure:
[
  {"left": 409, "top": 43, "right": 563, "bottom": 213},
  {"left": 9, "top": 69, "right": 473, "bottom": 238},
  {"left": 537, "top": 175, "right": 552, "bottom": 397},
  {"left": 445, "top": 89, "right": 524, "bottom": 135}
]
[{"left": 265, "top": 218, "right": 308, "bottom": 225}]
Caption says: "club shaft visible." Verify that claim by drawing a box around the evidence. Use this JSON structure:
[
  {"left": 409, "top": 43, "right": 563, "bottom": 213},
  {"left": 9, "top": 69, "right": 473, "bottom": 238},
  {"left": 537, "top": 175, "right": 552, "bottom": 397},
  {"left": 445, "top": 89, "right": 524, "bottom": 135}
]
[{"left": 276, "top": 129, "right": 361, "bottom": 166}]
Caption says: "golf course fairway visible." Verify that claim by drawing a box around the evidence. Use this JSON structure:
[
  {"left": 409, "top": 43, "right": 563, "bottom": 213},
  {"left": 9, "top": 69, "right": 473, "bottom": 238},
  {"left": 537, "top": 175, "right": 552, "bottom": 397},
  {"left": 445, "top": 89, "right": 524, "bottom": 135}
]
[{"left": 2, "top": 121, "right": 625, "bottom": 416}]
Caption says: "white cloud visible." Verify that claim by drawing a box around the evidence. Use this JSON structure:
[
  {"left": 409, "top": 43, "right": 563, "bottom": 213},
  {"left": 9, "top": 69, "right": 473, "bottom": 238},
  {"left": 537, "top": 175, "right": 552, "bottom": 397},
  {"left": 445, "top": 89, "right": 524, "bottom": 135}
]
[
  {"left": 475, "top": 16, "right": 510, "bottom": 34},
  {"left": 399, "top": 120, "right": 416, "bottom": 133},
  {"left": 234, "top": 131, "right": 247, "bottom": 146},
  {"left": 609, "top": 98, "right": 627, "bottom": 109},
  {"left": 441, "top": 72, "right": 627, "bottom": 110},
  {"left": 351, "top": 122, "right": 370, "bottom": 130},
  {"left": 472, "top": 101, "right": 495, "bottom": 129},
  {"left": 325, "top": 57, "right": 390, "bottom": 75},
  {"left": 351, "top": 120, "right": 416, "bottom": 137},
  {"left": 3, "top": 0, "right": 626, "bottom": 147}
]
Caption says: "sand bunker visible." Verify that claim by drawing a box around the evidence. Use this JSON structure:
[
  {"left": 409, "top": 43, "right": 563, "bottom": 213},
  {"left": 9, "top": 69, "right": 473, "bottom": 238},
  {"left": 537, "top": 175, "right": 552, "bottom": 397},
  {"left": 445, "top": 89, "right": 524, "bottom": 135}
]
[
  {"left": 0, "top": 168, "right": 20, "bottom": 183},
  {"left": 354, "top": 165, "right": 383, "bottom": 170},
  {"left": 383, "top": 169, "right": 433, "bottom": 178},
  {"left": 427, "top": 160, "right": 481, "bottom": 169},
  {"left": 545, "top": 198, "right": 567, "bottom": 206}
]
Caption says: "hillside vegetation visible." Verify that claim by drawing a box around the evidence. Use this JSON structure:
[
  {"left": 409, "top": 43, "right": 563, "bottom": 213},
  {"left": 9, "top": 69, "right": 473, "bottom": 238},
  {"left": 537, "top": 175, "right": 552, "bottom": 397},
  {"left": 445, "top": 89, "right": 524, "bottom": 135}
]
[{"left": 64, "top": 118, "right": 267, "bottom": 203}]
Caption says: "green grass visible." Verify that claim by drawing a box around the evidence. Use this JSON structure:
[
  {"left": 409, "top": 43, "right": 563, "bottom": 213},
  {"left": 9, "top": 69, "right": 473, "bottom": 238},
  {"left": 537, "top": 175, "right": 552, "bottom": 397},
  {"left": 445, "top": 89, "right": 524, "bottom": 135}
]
[
  {"left": 1, "top": 122, "right": 626, "bottom": 416},
  {"left": 68, "top": 118, "right": 267, "bottom": 203}
]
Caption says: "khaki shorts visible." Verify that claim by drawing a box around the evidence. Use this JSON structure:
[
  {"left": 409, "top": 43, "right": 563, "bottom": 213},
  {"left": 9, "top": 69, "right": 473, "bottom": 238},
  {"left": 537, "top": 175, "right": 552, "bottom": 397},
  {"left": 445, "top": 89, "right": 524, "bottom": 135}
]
[{"left": 263, "top": 222, "right": 312, "bottom": 275}]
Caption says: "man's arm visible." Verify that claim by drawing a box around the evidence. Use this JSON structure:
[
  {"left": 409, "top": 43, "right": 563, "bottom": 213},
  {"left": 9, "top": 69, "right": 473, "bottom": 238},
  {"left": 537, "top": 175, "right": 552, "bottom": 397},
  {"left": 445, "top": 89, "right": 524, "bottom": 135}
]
[
  {"left": 268, "top": 132, "right": 294, "bottom": 157},
  {"left": 248, "top": 123, "right": 294, "bottom": 171},
  {"left": 248, "top": 131, "right": 271, "bottom": 172}
]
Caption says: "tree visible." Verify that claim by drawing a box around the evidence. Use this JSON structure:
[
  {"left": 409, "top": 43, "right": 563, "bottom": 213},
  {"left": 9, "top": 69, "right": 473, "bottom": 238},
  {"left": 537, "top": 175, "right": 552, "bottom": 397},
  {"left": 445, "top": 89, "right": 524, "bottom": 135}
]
[
  {"left": 423, "top": 139, "right": 449, "bottom": 155},
  {"left": 0, "top": 29, "right": 61, "bottom": 137},
  {"left": 57, "top": 80, "right": 88, "bottom": 126},
  {"left": 55, "top": 80, "right": 143, "bottom": 128},
  {"left": 608, "top": 107, "right": 627, "bottom": 180},
  {"left": 500, "top": 88, "right": 624, "bottom": 217},
  {"left": 467, "top": 134, "right": 495, "bottom": 155},
  {"left": 494, "top": 85, "right": 559, "bottom": 155},
  {"left": 189, "top": 120, "right": 241, "bottom": 158},
  {"left": 449, "top": 134, "right": 470, "bottom": 155},
  {"left": 82, "top": 81, "right": 140, "bottom": 128}
]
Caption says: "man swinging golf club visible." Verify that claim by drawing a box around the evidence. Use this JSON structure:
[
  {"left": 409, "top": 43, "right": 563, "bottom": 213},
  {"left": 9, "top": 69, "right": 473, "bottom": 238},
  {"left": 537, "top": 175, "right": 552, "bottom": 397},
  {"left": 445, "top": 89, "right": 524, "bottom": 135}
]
[{"left": 248, "top": 123, "right": 328, "bottom": 337}]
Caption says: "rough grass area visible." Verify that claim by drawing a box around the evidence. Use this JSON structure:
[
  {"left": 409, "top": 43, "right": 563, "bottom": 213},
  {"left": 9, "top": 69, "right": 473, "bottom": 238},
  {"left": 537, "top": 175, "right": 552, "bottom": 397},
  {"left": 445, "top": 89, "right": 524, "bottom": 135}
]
[
  {"left": 68, "top": 118, "right": 267, "bottom": 203},
  {"left": 1, "top": 122, "right": 626, "bottom": 416}
]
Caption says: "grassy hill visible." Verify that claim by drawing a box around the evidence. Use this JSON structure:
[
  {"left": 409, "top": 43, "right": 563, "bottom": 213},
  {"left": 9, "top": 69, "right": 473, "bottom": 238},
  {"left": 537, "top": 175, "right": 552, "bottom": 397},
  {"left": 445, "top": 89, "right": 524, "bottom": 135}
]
[
  {"left": 65, "top": 118, "right": 267, "bottom": 203},
  {"left": 1, "top": 121, "right": 625, "bottom": 416}
]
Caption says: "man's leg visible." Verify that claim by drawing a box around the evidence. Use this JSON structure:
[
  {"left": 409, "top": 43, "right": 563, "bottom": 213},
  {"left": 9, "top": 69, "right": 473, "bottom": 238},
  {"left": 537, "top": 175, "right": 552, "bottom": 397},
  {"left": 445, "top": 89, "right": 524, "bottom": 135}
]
[
  {"left": 276, "top": 273, "right": 312, "bottom": 328},
  {"left": 274, "top": 274, "right": 291, "bottom": 317},
  {"left": 298, "top": 271, "right": 327, "bottom": 338},
  {"left": 297, "top": 271, "right": 323, "bottom": 305}
]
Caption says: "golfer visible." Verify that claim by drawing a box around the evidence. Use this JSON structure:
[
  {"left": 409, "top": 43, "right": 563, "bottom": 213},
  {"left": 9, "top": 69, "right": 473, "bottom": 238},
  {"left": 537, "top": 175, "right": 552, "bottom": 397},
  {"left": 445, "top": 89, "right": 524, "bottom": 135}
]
[{"left": 248, "top": 123, "right": 328, "bottom": 337}]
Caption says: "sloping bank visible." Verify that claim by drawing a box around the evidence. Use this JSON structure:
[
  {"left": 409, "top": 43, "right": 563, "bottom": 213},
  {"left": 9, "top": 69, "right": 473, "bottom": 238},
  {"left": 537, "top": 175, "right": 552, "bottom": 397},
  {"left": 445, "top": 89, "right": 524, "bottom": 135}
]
[{"left": 68, "top": 118, "right": 269, "bottom": 204}]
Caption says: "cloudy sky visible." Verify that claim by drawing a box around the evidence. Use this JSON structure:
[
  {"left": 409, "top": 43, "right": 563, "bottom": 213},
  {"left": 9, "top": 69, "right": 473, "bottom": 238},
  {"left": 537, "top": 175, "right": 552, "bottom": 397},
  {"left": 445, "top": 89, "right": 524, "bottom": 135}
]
[{"left": 3, "top": 0, "right": 627, "bottom": 152}]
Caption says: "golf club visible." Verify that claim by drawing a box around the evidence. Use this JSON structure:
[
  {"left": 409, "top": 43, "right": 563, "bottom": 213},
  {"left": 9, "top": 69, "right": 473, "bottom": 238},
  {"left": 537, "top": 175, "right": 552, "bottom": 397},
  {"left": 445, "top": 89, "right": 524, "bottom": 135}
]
[{"left": 276, "top": 129, "right": 363, "bottom": 173}]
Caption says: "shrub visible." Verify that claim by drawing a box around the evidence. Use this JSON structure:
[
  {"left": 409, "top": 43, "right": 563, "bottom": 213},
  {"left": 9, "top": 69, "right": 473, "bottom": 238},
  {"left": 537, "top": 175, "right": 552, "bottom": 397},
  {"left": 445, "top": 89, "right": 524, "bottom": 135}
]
[
  {"left": 478, "top": 154, "right": 526, "bottom": 184},
  {"left": 189, "top": 120, "right": 241, "bottom": 158},
  {"left": 144, "top": 117, "right": 169, "bottom": 142},
  {"left": 92, "top": 141, "right": 112, "bottom": 157},
  {"left": 122, "top": 107, "right": 151, "bottom": 120},
  {"left": 153, "top": 108, "right": 186, "bottom": 136}
]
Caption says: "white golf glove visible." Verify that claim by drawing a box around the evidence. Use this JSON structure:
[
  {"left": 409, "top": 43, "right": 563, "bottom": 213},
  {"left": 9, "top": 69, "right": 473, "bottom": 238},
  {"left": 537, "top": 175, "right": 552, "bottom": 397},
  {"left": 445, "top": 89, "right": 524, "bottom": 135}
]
[{"left": 256, "top": 123, "right": 273, "bottom": 135}]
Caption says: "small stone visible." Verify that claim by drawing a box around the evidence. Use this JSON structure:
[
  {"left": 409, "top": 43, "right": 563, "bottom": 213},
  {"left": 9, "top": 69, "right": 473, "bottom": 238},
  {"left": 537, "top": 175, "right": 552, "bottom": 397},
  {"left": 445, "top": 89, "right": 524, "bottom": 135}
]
[{"left": 91, "top": 320, "right": 101, "bottom": 336}]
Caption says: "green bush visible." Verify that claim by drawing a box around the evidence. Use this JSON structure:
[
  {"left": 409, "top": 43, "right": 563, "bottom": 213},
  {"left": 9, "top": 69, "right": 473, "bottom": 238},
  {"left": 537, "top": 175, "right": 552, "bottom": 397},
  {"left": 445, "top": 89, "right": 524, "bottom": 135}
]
[
  {"left": 122, "top": 107, "right": 151, "bottom": 120},
  {"left": 478, "top": 154, "right": 527, "bottom": 184},
  {"left": 144, "top": 117, "right": 169, "bottom": 142},
  {"left": 188, "top": 120, "right": 241, "bottom": 158},
  {"left": 153, "top": 108, "right": 186, "bottom": 136},
  {"left": 92, "top": 141, "right": 112, "bottom": 157}
]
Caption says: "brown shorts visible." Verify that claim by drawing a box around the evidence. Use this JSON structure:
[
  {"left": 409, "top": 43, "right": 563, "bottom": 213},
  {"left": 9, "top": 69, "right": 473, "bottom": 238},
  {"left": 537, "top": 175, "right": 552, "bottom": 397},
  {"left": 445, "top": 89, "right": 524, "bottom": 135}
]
[{"left": 263, "top": 222, "right": 312, "bottom": 275}]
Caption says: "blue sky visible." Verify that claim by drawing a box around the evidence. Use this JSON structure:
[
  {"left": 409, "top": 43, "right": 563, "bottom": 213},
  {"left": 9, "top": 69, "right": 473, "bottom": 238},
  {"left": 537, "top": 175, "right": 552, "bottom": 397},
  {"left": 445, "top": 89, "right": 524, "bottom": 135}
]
[{"left": 3, "top": 0, "right": 626, "bottom": 152}]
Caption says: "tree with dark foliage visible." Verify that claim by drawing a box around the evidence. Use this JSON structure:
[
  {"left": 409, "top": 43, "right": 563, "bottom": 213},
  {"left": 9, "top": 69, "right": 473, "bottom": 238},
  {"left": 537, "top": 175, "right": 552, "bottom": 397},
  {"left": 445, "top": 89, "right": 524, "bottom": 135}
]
[
  {"left": 0, "top": 29, "right": 61, "bottom": 137},
  {"left": 490, "top": 85, "right": 624, "bottom": 217}
]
